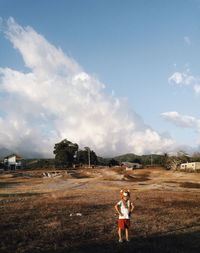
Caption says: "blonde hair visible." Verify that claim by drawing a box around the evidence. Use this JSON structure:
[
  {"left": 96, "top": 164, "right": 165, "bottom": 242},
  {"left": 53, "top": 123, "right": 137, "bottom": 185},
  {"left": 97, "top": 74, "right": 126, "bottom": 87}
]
[{"left": 120, "top": 189, "right": 131, "bottom": 210}]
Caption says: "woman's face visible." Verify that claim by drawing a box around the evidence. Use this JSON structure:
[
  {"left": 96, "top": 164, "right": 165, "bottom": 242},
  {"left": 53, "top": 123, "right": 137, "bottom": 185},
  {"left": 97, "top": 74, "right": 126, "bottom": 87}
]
[{"left": 123, "top": 195, "right": 129, "bottom": 200}]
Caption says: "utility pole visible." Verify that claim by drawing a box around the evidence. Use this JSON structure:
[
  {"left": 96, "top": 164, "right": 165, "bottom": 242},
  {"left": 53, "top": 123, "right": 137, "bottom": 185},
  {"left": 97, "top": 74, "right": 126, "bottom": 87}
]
[
  {"left": 69, "top": 143, "right": 78, "bottom": 168},
  {"left": 151, "top": 154, "right": 153, "bottom": 166},
  {"left": 88, "top": 148, "right": 90, "bottom": 168},
  {"left": 84, "top": 147, "right": 91, "bottom": 168}
]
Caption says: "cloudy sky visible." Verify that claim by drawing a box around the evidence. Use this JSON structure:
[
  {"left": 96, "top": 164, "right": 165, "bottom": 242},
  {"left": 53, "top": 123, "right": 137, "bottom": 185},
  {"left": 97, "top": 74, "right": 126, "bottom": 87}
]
[{"left": 0, "top": 0, "right": 200, "bottom": 158}]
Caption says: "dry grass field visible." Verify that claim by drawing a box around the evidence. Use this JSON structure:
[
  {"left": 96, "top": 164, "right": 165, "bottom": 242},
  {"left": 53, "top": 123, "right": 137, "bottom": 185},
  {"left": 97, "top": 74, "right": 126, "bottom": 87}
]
[{"left": 0, "top": 167, "right": 200, "bottom": 253}]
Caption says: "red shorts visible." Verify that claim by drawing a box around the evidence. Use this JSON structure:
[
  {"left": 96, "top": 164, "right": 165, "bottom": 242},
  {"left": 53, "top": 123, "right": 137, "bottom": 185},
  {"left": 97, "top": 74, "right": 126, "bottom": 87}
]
[{"left": 118, "top": 219, "right": 130, "bottom": 230}]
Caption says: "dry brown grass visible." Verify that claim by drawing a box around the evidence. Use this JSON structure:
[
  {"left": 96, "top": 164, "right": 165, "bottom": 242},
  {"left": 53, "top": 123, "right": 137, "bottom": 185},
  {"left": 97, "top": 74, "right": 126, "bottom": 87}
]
[
  {"left": 180, "top": 182, "right": 200, "bottom": 188},
  {"left": 0, "top": 168, "right": 200, "bottom": 253}
]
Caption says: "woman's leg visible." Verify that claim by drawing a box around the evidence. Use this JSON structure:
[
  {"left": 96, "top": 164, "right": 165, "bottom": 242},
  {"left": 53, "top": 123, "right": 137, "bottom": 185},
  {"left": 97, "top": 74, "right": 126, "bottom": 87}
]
[
  {"left": 118, "top": 228, "right": 122, "bottom": 240},
  {"left": 125, "top": 228, "right": 129, "bottom": 241}
]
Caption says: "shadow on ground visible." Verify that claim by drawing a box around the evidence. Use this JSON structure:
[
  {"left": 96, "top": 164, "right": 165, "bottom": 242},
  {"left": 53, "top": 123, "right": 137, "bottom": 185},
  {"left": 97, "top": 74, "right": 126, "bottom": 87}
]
[
  {"left": 0, "top": 182, "right": 20, "bottom": 189},
  {"left": 0, "top": 192, "right": 42, "bottom": 197},
  {"left": 67, "top": 230, "right": 200, "bottom": 253}
]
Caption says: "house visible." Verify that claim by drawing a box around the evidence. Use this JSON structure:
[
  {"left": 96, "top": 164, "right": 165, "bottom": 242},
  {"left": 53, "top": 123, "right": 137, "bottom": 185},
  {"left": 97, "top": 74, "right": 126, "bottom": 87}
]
[
  {"left": 121, "top": 162, "right": 142, "bottom": 170},
  {"left": 3, "top": 154, "right": 24, "bottom": 170},
  {"left": 180, "top": 162, "right": 200, "bottom": 172}
]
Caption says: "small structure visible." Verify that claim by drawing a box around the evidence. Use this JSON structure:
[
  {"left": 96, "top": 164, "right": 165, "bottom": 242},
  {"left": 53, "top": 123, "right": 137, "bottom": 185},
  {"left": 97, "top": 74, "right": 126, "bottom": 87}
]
[
  {"left": 180, "top": 162, "right": 200, "bottom": 172},
  {"left": 122, "top": 162, "right": 142, "bottom": 170},
  {"left": 3, "top": 154, "right": 24, "bottom": 170}
]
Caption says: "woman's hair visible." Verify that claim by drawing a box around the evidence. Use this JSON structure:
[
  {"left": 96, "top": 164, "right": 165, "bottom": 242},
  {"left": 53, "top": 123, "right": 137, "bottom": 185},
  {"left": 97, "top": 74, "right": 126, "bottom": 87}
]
[{"left": 120, "top": 189, "right": 131, "bottom": 210}]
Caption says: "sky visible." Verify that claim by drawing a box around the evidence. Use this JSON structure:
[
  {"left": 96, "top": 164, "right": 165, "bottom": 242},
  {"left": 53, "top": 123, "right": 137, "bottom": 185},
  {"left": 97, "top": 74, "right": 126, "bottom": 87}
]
[{"left": 0, "top": 0, "right": 200, "bottom": 158}]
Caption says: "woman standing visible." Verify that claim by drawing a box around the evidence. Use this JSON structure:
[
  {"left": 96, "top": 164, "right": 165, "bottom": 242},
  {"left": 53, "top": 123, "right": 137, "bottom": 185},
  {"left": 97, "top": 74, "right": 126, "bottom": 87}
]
[{"left": 114, "top": 189, "right": 135, "bottom": 243}]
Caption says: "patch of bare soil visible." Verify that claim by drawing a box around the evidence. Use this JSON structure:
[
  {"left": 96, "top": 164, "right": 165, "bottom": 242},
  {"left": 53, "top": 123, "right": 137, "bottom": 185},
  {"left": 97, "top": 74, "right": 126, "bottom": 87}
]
[
  {"left": 0, "top": 167, "right": 200, "bottom": 253},
  {"left": 123, "top": 172, "right": 150, "bottom": 182}
]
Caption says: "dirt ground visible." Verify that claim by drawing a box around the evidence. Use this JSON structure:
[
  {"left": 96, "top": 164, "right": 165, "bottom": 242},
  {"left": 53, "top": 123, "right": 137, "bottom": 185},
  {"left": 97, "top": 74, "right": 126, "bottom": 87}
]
[{"left": 0, "top": 167, "right": 200, "bottom": 253}]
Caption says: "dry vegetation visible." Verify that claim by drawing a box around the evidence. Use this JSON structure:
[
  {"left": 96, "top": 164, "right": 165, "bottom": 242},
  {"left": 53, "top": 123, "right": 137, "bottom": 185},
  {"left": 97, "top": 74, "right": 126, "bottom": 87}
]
[{"left": 0, "top": 167, "right": 200, "bottom": 253}]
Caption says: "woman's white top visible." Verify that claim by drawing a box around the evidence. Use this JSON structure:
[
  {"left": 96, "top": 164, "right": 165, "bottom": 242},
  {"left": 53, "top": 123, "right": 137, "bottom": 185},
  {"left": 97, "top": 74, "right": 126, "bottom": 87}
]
[{"left": 117, "top": 200, "right": 132, "bottom": 219}]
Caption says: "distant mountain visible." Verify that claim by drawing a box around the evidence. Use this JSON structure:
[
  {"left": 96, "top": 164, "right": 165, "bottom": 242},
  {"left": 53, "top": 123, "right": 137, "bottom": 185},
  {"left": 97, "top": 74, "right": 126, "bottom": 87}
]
[
  {"left": 111, "top": 153, "right": 166, "bottom": 166},
  {"left": 112, "top": 153, "right": 139, "bottom": 162}
]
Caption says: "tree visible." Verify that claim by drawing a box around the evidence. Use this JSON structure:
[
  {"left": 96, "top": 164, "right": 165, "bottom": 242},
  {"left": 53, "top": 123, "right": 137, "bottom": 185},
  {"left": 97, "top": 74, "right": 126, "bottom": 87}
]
[
  {"left": 161, "top": 153, "right": 169, "bottom": 168},
  {"left": 76, "top": 150, "right": 88, "bottom": 165},
  {"left": 108, "top": 159, "right": 119, "bottom": 167},
  {"left": 165, "top": 155, "right": 181, "bottom": 170},
  {"left": 88, "top": 150, "right": 98, "bottom": 165},
  {"left": 152, "top": 153, "right": 169, "bottom": 168},
  {"left": 84, "top": 147, "right": 91, "bottom": 167},
  {"left": 76, "top": 147, "right": 98, "bottom": 166},
  {"left": 132, "top": 158, "right": 141, "bottom": 164},
  {"left": 191, "top": 152, "right": 200, "bottom": 162},
  {"left": 177, "top": 150, "right": 190, "bottom": 163},
  {"left": 53, "top": 139, "right": 78, "bottom": 168},
  {"left": 165, "top": 151, "right": 190, "bottom": 170}
]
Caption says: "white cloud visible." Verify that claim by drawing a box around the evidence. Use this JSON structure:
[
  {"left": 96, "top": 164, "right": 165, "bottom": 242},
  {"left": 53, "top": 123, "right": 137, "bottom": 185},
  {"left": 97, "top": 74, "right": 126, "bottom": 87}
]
[
  {"left": 168, "top": 72, "right": 184, "bottom": 84},
  {"left": 184, "top": 36, "right": 191, "bottom": 46},
  {"left": 168, "top": 71, "right": 200, "bottom": 94},
  {"left": 168, "top": 72, "right": 195, "bottom": 85},
  {"left": 194, "top": 84, "right": 200, "bottom": 94},
  {"left": 0, "top": 18, "right": 179, "bottom": 157},
  {"left": 161, "top": 111, "right": 200, "bottom": 131}
]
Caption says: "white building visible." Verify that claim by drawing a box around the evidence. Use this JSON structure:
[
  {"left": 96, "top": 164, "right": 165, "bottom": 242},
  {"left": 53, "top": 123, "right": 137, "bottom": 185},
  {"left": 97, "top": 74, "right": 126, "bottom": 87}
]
[
  {"left": 3, "top": 154, "right": 24, "bottom": 170},
  {"left": 180, "top": 162, "right": 200, "bottom": 172},
  {"left": 122, "top": 162, "right": 142, "bottom": 170}
]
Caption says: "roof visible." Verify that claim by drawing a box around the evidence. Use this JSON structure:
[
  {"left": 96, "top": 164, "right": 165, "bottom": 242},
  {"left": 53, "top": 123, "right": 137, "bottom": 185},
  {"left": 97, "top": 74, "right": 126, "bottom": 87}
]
[
  {"left": 122, "top": 162, "right": 141, "bottom": 165},
  {"left": 4, "top": 154, "right": 24, "bottom": 159},
  {"left": 181, "top": 162, "right": 200, "bottom": 164}
]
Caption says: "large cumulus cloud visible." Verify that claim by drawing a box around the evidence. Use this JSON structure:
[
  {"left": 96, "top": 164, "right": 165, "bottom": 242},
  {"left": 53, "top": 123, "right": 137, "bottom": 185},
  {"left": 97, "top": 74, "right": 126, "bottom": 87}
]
[{"left": 0, "top": 18, "right": 177, "bottom": 157}]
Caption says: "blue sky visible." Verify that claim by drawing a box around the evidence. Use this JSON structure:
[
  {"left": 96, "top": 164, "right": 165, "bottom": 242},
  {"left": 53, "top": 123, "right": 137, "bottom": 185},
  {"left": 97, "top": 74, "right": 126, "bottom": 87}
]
[{"left": 0, "top": 0, "right": 200, "bottom": 157}]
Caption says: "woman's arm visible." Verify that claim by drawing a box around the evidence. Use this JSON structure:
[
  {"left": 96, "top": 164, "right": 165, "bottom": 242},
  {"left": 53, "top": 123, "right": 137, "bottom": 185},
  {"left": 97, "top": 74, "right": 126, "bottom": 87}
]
[
  {"left": 130, "top": 203, "right": 135, "bottom": 212},
  {"left": 115, "top": 203, "right": 123, "bottom": 216}
]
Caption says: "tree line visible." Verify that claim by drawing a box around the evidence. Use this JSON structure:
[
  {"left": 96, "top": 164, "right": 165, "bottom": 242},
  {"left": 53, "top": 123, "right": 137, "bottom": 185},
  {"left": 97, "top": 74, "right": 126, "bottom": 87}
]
[
  {"left": 111, "top": 150, "right": 200, "bottom": 169},
  {"left": 25, "top": 139, "right": 200, "bottom": 169}
]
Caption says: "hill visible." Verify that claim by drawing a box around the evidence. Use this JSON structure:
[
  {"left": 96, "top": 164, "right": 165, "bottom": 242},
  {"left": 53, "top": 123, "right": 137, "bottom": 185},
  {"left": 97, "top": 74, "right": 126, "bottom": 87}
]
[
  {"left": 112, "top": 153, "right": 166, "bottom": 166},
  {"left": 113, "top": 153, "right": 139, "bottom": 162}
]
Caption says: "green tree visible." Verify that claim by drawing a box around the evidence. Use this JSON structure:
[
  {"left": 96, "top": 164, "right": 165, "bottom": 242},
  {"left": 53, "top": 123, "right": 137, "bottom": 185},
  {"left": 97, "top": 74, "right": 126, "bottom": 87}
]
[
  {"left": 160, "top": 153, "right": 169, "bottom": 167},
  {"left": 53, "top": 139, "right": 78, "bottom": 168},
  {"left": 84, "top": 147, "right": 91, "bottom": 167},
  {"left": 88, "top": 150, "right": 98, "bottom": 165},
  {"left": 76, "top": 150, "right": 88, "bottom": 164},
  {"left": 76, "top": 147, "right": 98, "bottom": 166},
  {"left": 132, "top": 158, "right": 141, "bottom": 164},
  {"left": 152, "top": 153, "right": 169, "bottom": 167},
  {"left": 108, "top": 159, "right": 119, "bottom": 167}
]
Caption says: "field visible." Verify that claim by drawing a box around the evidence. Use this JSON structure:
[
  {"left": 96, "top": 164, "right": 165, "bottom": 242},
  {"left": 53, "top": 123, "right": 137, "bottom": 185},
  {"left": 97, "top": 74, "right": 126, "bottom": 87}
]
[{"left": 0, "top": 167, "right": 200, "bottom": 253}]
